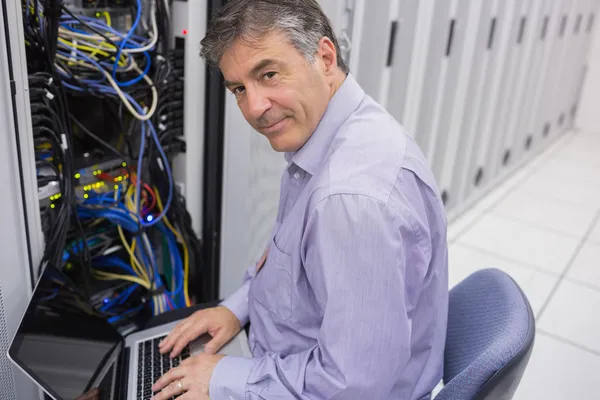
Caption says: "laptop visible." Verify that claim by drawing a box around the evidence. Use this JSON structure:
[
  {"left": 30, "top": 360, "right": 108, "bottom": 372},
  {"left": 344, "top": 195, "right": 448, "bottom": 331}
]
[{"left": 7, "top": 264, "right": 251, "bottom": 400}]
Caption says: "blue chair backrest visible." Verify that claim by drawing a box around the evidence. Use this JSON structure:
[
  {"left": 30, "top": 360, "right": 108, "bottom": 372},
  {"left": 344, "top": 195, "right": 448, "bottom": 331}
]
[{"left": 434, "top": 268, "right": 535, "bottom": 400}]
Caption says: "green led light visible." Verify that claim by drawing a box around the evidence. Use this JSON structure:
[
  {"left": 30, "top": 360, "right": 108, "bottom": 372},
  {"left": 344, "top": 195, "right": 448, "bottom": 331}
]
[
  {"left": 84, "top": 193, "right": 89, "bottom": 199},
  {"left": 96, "top": 12, "right": 101, "bottom": 17},
  {"left": 122, "top": 162, "right": 127, "bottom": 167},
  {"left": 74, "top": 173, "right": 81, "bottom": 179},
  {"left": 114, "top": 185, "right": 119, "bottom": 190},
  {"left": 50, "top": 204, "right": 55, "bottom": 209}
]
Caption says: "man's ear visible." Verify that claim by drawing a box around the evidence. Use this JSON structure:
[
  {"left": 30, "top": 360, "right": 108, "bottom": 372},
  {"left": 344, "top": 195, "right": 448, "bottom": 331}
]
[{"left": 317, "top": 37, "right": 338, "bottom": 74}]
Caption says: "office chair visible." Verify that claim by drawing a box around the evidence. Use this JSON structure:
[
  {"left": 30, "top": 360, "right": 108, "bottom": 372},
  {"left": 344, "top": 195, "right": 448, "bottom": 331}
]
[{"left": 434, "top": 268, "right": 535, "bottom": 400}]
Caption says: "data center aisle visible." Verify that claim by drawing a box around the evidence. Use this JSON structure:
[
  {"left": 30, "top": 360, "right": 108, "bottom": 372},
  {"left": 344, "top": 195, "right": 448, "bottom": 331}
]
[{"left": 446, "top": 130, "right": 600, "bottom": 399}]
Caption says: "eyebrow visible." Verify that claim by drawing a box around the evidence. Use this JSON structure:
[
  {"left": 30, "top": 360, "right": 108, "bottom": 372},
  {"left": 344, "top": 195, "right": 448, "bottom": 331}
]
[{"left": 224, "top": 58, "right": 280, "bottom": 88}]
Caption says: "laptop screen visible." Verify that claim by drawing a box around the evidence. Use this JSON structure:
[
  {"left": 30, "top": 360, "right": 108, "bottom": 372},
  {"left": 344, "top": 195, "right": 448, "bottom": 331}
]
[{"left": 8, "top": 265, "right": 123, "bottom": 400}]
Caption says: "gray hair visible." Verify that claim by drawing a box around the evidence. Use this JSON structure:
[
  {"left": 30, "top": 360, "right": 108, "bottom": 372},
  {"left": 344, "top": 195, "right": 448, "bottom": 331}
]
[{"left": 200, "top": 0, "right": 349, "bottom": 74}]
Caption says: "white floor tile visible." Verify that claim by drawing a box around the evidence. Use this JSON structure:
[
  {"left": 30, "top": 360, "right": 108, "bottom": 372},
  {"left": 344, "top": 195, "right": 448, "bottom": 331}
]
[
  {"left": 519, "top": 170, "right": 600, "bottom": 212},
  {"left": 530, "top": 157, "right": 600, "bottom": 188},
  {"left": 538, "top": 281, "right": 600, "bottom": 353},
  {"left": 566, "top": 242, "right": 600, "bottom": 290},
  {"left": 458, "top": 214, "right": 580, "bottom": 275},
  {"left": 447, "top": 208, "right": 484, "bottom": 243},
  {"left": 491, "top": 189, "right": 597, "bottom": 239},
  {"left": 589, "top": 220, "right": 600, "bottom": 244},
  {"left": 449, "top": 244, "right": 557, "bottom": 315},
  {"left": 513, "top": 333, "right": 600, "bottom": 400}
]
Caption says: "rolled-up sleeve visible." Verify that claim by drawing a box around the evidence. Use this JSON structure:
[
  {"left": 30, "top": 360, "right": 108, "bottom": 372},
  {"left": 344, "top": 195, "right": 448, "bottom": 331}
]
[{"left": 210, "top": 194, "right": 426, "bottom": 399}]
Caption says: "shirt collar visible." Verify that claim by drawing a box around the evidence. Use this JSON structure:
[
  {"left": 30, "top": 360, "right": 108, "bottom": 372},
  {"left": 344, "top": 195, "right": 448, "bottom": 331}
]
[{"left": 285, "top": 73, "right": 365, "bottom": 175}]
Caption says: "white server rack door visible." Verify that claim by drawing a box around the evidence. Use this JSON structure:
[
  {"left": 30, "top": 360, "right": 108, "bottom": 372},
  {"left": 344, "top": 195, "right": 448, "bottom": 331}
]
[
  {"left": 352, "top": 0, "right": 394, "bottom": 101},
  {"left": 525, "top": 0, "right": 567, "bottom": 153},
  {"left": 563, "top": 0, "right": 597, "bottom": 130},
  {"left": 497, "top": 0, "right": 547, "bottom": 176},
  {"left": 411, "top": 0, "right": 454, "bottom": 160},
  {"left": 401, "top": 0, "right": 437, "bottom": 134},
  {"left": 435, "top": 0, "right": 486, "bottom": 211},
  {"left": 511, "top": 0, "right": 559, "bottom": 166},
  {"left": 449, "top": 0, "right": 500, "bottom": 209},
  {"left": 485, "top": 0, "right": 535, "bottom": 180},
  {"left": 462, "top": 0, "right": 520, "bottom": 202},
  {"left": 379, "top": 0, "right": 421, "bottom": 126},
  {"left": 536, "top": 0, "right": 577, "bottom": 145}
]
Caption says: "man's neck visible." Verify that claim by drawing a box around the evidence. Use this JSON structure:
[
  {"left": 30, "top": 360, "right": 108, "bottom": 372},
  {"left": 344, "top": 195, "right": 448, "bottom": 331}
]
[{"left": 329, "top": 69, "right": 348, "bottom": 99}]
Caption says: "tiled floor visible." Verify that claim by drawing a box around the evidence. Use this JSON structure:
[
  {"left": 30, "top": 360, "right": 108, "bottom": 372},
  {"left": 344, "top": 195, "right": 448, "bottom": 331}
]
[{"left": 447, "top": 130, "right": 600, "bottom": 400}]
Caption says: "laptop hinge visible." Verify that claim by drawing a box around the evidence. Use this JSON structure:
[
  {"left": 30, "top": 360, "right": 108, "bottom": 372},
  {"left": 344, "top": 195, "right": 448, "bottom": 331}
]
[{"left": 116, "top": 345, "right": 130, "bottom": 400}]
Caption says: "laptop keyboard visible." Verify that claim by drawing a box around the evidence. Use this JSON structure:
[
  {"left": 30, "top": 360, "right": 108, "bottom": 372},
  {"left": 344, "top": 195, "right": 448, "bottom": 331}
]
[{"left": 137, "top": 335, "right": 190, "bottom": 400}]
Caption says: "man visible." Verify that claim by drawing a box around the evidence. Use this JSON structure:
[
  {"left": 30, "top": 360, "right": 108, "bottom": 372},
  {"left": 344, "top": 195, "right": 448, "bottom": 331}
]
[{"left": 152, "top": 0, "right": 448, "bottom": 399}]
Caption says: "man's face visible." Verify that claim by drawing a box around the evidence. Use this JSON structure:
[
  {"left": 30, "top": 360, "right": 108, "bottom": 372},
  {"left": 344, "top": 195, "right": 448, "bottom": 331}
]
[{"left": 219, "top": 31, "right": 336, "bottom": 152}]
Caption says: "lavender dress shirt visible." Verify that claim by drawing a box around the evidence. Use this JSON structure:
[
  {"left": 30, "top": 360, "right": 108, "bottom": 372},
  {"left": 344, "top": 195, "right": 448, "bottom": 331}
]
[{"left": 210, "top": 74, "right": 449, "bottom": 400}]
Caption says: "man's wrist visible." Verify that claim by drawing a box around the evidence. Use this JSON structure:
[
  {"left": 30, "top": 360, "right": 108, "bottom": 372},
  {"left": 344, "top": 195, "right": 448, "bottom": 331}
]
[
  {"left": 209, "top": 356, "right": 256, "bottom": 399},
  {"left": 219, "top": 280, "right": 251, "bottom": 326}
]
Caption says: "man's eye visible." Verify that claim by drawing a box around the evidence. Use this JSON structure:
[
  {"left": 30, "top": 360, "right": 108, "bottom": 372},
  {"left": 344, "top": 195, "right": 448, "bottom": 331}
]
[
  {"left": 263, "top": 72, "right": 277, "bottom": 80},
  {"left": 233, "top": 86, "right": 245, "bottom": 95}
]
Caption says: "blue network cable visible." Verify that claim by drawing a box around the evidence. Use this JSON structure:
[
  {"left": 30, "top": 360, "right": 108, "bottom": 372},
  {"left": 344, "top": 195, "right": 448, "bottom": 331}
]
[{"left": 111, "top": 0, "right": 143, "bottom": 86}]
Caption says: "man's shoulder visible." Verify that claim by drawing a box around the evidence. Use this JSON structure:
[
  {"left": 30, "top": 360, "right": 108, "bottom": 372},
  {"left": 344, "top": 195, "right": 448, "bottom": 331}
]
[{"left": 312, "top": 96, "right": 435, "bottom": 197}]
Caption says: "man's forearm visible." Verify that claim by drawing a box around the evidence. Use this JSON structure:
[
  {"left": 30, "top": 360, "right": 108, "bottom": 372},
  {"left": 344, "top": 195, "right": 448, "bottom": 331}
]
[{"left": 219, "top": 279, "right": 251, "bottom": 327}]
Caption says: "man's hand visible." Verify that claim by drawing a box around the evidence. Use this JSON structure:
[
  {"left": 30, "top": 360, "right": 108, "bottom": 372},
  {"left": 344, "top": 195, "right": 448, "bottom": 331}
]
[
  {"left": 159, "top": 306, "right": 241, "bottom": 357},
  {"left": 151, "top": 353, "right": 225, "bottom": 400}
]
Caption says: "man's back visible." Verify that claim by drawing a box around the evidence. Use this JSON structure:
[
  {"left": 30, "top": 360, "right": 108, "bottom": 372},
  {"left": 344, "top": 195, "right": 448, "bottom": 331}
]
[{"left": 243, "top": 74, "right": 449, "bottom": 399}]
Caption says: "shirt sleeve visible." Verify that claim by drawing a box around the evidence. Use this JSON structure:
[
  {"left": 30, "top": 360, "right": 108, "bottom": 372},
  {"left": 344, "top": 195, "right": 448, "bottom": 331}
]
[
  {"left": 210, "top": 194, "right": 428, "bottom": 399},
  {"left": 219, "top": 259, "right": 257, "bottom": 327}
]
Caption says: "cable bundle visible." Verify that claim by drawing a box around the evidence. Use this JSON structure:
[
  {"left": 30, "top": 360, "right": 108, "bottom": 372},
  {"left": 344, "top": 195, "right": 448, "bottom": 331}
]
[{"left": 23, "top": 0, "right": 201, "bottom": 328}]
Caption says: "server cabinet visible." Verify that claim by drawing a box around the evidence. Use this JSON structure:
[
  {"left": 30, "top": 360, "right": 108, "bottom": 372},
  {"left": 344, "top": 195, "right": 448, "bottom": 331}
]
[
  {"left": 446, "top": 0, "right": 499, "bottom": 210},
  {"left": 377, "top": 0, "right": 420, "bottom": 121},
  {"left": 485, "top": 0, "right": 536, "bottom": 179},
  {"left": 462, "top": 0, "right": 520, "bottom": 202},
  {"left": 1, "top": 0, "right": 45, "bottom": 397},
  {"left": 434, "top": 0, "right": 486, "bottom": 207},
  {"left": 535, "top": 0, "right": 576, "bottom": 146},
  {"left": 573, "top": 2, "right": 599, "bottom": 124},
  {"left": 510, "top": 0, "right": 560, "bottom": 167},
  {"left": 561, "top": 0, "right": 598, "bottom": 130},
  {"left": 496, "top": 0, "right": 547, "bottom": 176},
  {"left": 412, "top": 0, "right": 455, "bottom": 161}
]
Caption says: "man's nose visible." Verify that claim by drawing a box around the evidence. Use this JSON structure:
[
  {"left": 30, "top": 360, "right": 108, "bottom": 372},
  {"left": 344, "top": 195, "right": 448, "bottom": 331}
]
[{"left": 246, "top": 87, "right": 272, "bottom": 121}]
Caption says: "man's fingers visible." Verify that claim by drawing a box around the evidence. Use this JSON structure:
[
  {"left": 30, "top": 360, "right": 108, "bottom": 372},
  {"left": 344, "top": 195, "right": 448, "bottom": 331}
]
[
  {"left": 152, "top": 381, "right": 181, "bottom": 400},
  {"left": 152, "top": 366, "right": 188, "bottom": 392},
  {"left": 159, "top": 319, "right": 192, "bottom": 353},
  {"left": 204, "top": 330, "right": 227, "bottom": 355},
  {"left": 170, "top": 322, "right": 208, "bottom": 358}
]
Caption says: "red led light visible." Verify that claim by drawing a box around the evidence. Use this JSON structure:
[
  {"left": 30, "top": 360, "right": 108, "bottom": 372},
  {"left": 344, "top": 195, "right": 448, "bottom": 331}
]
[{"left": 182, "top": 29, "right": 188, "bottom": 35}]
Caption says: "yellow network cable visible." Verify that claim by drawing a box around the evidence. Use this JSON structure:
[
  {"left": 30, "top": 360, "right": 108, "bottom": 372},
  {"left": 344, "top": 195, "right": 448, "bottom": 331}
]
[
  {"left": 154, "top": 186, "right": 191, "bottom": 307},
  {"left": 103, "top": 11, "right": 112, "bottom": 27},
  {"left": 93, "top": 270, "right": 151, "bottom": 289},
  {"left": 111, "top": 188, "right": 150, "bottom": 286},
  {"left": 117, "top": 225, "right": 150, "bottom": 284},
  {"left": 57, "top": 38, "right": 127, "bottom": 66}
]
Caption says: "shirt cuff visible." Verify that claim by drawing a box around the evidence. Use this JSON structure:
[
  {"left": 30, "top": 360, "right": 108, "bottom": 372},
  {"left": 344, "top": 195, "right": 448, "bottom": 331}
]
[
  {"left": 209, "top": 356, "right": 256, "bottom": 400},
  {"left": 219, "top": 280, "right": 251, "bottom": 327}
]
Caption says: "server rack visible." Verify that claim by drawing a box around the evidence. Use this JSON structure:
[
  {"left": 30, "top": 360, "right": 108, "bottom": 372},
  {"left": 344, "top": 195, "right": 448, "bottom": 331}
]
[
  {"left": 462, "top": 0, "right": 520, "bottom": 202},
  {"left": 434, "top": 0, "right": 485, "bottom": 206},
  {"left": 485, "top": 0, "right": 535, "bottom": 179},
  {"left": 495, "top": 0, "right": 546, "bottom": 177}
]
